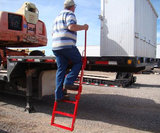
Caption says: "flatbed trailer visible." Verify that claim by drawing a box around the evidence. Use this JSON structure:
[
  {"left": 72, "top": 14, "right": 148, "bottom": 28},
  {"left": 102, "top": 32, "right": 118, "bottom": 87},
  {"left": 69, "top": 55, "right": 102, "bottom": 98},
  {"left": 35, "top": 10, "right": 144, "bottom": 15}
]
[
  {"left": 0, "top": 55, "right": 142, "bottom": 112},
  {"left": 0, "top": 54, "right": 158, "bottom": 112},
  {"left": 85, "top": 56, "right": 158, "bottom": 72}
]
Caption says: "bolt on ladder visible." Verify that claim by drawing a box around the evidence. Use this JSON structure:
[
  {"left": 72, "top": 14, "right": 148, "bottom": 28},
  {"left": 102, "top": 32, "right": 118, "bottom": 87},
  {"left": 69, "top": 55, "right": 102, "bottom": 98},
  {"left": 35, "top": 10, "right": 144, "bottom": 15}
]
[{"left": 51, "top": 31, "right": 87, "bottom": 131}]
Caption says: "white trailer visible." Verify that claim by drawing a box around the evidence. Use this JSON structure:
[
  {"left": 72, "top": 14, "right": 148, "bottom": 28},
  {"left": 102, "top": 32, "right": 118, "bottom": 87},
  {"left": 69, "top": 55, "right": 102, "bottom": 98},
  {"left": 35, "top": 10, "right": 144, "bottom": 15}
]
[
  {"left": 77, "top": 0, "right": 159, "bottom": 87},
  {"left": 78, "top": 0, "right": 158, "bottom": 72},
  {"left": 100, "top": 0, "right": 157, "bottom": 58}
]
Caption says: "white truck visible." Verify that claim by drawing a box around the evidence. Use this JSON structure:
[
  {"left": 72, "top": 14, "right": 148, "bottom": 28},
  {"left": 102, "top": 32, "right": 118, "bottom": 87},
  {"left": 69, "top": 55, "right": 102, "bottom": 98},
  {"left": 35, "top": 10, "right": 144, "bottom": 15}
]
[{"left": 78, "top": 0, "right": 159, "bottom": 86}]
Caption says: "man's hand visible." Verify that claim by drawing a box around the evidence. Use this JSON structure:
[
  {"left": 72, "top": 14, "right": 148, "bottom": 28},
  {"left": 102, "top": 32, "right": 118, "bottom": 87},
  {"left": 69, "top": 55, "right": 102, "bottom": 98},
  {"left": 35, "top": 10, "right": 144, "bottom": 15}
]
[
  {"left": 68, "top": 24, "right": 89, "bottom": 31},
  {"left": 83, "top": 24, "right": 89, "bottom": 31}
]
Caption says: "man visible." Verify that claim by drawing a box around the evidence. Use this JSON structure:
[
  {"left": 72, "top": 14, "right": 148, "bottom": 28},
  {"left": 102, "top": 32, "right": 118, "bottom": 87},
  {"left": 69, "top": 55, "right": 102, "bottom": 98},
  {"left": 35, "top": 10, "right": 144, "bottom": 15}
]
[{"left": 52, "top": 0, "right": 89, "bottom": 102}]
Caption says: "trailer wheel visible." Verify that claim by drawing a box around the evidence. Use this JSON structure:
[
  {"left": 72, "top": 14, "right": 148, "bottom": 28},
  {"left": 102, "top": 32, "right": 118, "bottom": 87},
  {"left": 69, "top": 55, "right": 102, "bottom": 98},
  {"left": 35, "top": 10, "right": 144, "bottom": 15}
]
[
  {"left": 29, "top": 50, "right": 45, "bottom": 56},
  {"left": 116, "top": 72, "right": 132, "bottom": 79},
  {"left": 116, "top": 72, "right": 135, "bottom": 87},
  {"left": 121, "top": 83, "right": 127, "bottom": 88}
]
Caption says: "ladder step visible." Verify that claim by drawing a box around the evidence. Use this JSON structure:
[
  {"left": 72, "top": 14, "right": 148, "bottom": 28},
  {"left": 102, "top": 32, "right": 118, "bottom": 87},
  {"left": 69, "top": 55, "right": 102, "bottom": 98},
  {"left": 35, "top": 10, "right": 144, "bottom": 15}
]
[
  {"left": 66, "top": 87, "right": 80, "bottom": 91},
  {"left": 51, "top": 123, "right": 73, "bottom": 131},
  {"left": 62, "top": 100, "right": 77, "bottom": 104},
  {"left": 55, "top": 111, "right": 74, "bottom": 118}
]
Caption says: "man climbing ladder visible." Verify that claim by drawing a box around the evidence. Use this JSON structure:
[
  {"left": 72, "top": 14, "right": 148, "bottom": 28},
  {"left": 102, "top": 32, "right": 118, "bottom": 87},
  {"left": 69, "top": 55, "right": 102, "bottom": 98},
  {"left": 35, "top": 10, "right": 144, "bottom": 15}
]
[
  {"left": 51, "top": 30, "right": 87, "bottom": 130},
  {"left": 51, "top": 0, "right": 88, "bottom": 131},
  {"left": 51, "top": 24, "right": 87, "bottom": 131},
  {"left": 52, "top": 0, "right": 89, "bottom": 102}
]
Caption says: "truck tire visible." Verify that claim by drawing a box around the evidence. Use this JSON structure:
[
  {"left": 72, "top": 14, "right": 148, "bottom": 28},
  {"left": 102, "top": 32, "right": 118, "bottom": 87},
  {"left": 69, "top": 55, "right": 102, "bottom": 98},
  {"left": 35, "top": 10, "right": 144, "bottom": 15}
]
[{"left": 116, "top": 72, "right": 132, "bottom": 79}]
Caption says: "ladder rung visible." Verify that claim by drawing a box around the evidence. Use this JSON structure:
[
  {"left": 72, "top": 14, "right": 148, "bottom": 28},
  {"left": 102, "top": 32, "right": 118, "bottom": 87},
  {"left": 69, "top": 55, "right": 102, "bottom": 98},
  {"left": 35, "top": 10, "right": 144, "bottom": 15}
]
[
  {"left": 55, "top": 111, "right": 74, "bottom": 118},
  {"left": 68, "top": 89, "right": 79, "bottom": 91},
  {"left": 62, "top": 100, "right": 77, "bottom": 104},
  {"left": 51, "top": 123, "right": 73, "bottom": 131},
  {"left": 66, "top": 88, "right": 80, "bottom": 91}
]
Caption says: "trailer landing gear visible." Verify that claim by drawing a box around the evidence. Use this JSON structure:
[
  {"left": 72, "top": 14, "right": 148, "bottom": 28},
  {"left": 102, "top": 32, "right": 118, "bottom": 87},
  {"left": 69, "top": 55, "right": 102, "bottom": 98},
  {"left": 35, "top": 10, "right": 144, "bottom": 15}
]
[
  {"left": 25, "top": 69, "right": 36, "bottom": 113},
  {"left": 25, "top": 96, "right": 36, "bottom": 113}
]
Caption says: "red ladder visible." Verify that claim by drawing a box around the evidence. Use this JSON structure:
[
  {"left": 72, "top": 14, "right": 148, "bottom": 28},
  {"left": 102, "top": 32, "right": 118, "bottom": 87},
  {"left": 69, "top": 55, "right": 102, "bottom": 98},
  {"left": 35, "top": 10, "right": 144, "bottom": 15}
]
[{"left": 51, "top": 31, "right": 87, "bottom": 131}]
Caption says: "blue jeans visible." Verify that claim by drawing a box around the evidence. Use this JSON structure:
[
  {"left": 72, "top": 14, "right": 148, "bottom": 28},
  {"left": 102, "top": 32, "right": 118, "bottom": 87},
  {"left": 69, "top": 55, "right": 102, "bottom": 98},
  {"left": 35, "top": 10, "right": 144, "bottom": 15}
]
[{"left": 53, "top": 46, "right": 82, "bottom": 100}]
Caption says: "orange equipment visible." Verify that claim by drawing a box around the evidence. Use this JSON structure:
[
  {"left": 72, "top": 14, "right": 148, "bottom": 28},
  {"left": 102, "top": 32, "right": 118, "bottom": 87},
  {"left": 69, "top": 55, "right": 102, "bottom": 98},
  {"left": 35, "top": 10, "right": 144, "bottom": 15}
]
[
  {"left": 0, "top": 2, "right": 47, "bottom": 68},
  {"left": 0, "top": 2, "right": 47, "bottom": 47}
]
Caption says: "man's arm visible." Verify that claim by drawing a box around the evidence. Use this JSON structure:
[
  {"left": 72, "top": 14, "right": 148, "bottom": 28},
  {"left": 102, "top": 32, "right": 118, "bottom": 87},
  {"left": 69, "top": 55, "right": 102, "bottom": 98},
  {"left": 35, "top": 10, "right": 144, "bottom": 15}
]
[{"left": 68, "top": 24, "right": 89, "bottom": 31}]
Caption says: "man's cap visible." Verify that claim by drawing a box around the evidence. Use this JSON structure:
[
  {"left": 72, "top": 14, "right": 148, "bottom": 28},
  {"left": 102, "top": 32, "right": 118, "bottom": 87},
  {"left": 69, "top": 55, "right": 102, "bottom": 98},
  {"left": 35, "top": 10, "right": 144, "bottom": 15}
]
[{"left": 64, "top": 0, "right": 75, "bottom": 8}]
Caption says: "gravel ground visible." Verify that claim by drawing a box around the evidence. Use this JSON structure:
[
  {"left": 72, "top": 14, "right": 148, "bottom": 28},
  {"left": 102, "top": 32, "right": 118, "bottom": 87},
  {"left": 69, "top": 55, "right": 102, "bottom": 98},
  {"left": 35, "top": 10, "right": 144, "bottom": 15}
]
[{"left": 0, "top": 70, "right": 160, "bottom": 133}]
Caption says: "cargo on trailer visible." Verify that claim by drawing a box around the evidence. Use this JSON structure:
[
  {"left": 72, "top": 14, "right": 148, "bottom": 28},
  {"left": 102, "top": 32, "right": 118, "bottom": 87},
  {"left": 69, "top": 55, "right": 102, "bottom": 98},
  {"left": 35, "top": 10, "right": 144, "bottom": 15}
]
[
  {"left": 100, "top": 0, "right": 158, "bottom": 58},
  {"left": 78, "top": 0, "right": 158, "bottom": 73}
]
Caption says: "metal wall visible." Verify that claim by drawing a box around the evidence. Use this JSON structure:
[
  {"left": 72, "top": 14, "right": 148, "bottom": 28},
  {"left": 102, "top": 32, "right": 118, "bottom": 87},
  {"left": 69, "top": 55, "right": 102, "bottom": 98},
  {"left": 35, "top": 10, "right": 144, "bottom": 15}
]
[
  {"left": 100, "top": 0, "right": 158, "bottom": 58},
  {"left": 134, "top": 0, "right": 157, "bottom": 58}
]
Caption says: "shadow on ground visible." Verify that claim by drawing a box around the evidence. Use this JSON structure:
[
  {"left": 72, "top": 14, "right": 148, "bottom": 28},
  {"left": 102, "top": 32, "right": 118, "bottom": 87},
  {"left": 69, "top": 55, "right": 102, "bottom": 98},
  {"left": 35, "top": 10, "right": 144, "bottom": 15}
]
[
  {"left": 0, "top": 92, "right": 160, "bottom": 132},
  {"left": 133, "top": 83, "right": 160, "bottom": 88},
  {"left": 0, "top": 129, "right": 8, "bottom": 133}
]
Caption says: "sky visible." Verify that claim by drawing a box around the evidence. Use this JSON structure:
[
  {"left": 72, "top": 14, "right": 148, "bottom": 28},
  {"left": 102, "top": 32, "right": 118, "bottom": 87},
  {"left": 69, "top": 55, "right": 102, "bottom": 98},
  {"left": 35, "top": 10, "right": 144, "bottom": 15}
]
[{"left": 0, "top": 0, "right": 160, "bottom": 55}]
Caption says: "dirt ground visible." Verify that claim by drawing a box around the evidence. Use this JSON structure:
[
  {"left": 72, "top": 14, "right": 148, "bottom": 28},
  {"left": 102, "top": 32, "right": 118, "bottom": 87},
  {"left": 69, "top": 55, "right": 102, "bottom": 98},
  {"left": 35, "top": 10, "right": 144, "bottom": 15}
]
[{"left": 0, "top": 69, "right": 160, "bottom": 133}]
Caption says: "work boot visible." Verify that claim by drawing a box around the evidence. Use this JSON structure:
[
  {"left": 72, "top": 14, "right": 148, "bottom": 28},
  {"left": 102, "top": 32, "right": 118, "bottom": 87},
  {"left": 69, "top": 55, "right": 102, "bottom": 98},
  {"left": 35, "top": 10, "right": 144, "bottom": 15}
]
[
  {"left": 63, "top": 89, "right": 70, "bottom": 98},
  {"left": 64, "top": 84, "right": 79, "bottom": 90},
  {"left": 63, "top": 89, "right": 67, "bottom": 95}
]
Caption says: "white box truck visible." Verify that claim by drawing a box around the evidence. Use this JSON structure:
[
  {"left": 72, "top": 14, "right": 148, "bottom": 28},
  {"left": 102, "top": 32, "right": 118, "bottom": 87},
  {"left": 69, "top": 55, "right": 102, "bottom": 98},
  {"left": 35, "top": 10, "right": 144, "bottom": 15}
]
[
  {"left": 100, "top": 0, "right": 157, "bottom": 58},
  {"left": 78, "top": 0, "right": 159, "bottom": 86},
  {"left": 79, "top": 0, "right": 158, "bottom": 71}
]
